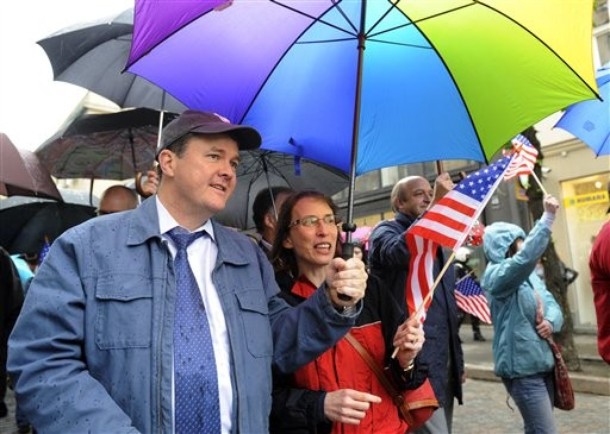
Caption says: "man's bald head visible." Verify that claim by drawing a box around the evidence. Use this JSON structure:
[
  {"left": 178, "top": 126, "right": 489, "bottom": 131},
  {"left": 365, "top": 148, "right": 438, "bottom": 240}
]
[
  {"left": 98, "top": 185, "right": 139, "bottom": 215},
  {"left": 390, "top": 176, "right": 433, "bottom": 217}
]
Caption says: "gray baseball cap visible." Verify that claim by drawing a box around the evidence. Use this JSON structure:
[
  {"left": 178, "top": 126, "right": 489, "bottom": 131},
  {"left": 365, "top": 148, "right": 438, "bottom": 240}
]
[{"left": 157, "top": 110, "right": 261, "bottom": 156}]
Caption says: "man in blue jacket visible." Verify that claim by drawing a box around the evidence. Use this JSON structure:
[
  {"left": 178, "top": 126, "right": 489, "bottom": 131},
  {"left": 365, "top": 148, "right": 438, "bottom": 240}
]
[
  {"left": 368, "top": 174, "right": 464, "bottom": 434},
  {"left": 8, "top": 110, "right": 367, "bottom": 433}
]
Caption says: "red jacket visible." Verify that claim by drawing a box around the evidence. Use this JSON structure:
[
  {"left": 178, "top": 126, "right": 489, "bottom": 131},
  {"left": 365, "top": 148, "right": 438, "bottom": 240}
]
[
  {"left": 271, "top": 273, "right": 425, "bottom": 434},
  {"left": 590, "top": 220, "right": 610, "bottom": 364}
]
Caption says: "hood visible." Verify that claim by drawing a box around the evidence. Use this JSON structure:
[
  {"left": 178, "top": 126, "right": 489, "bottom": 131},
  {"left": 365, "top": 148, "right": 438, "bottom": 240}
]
[{"left": 483, "top": 222, "right": 526, "bottom": 263}]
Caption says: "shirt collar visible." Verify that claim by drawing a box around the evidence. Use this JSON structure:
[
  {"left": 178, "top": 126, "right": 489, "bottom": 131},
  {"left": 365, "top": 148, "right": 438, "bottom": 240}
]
[{"left": 155, "top": 196, "right": 215, "bottom": 242}]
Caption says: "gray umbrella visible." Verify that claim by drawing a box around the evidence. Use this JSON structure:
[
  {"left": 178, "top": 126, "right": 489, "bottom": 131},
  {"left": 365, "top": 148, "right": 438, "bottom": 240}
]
[
  {"left": 36, "top": 108, "right": 178, "bottom": 180},
  {"left": 215, "top": 150, "right": 348, "bottom": 230},
  {"left": 0, "top": 133, "right": 61, "bottom": 200},
  {"left": 37, "top": 9, "right": 186, "bottom": 114}
]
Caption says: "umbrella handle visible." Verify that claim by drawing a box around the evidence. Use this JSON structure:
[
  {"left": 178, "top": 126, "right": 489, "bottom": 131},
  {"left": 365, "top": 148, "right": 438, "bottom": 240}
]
[
  {"left": 338, "top": 241, "right": 355, "bottom": 302},
  {"left": 134, "top": 172, "right": 151, "bottom": 198}
]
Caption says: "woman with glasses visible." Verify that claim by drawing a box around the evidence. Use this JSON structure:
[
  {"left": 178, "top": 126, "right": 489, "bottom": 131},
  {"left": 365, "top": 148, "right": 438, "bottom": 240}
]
[{"left": 269, "top": 190, "right": 426, "bottom": 434}]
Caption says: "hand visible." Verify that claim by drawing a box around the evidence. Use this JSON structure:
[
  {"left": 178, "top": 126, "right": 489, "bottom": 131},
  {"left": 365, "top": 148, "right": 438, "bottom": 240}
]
[
  {"left": 392, "top": 316, "right": 425, "bottom": 369},
  {"left": 431, "top": 172, "right": 454, "bottom": 205},
  {"left": 142, "top": 169, "right": 159, "bottom": 196},
  {"left": 325, "top": 257, "right": 367, "bottom": 308},
  {"left": 323, "top": 389, "right": 381, "bottom": 425},
  {"left": 536, "top": 319, "right": 553, "bottom": 339},
  {"left": 543, "top": 194, "right": 559, "bottom": 215}
]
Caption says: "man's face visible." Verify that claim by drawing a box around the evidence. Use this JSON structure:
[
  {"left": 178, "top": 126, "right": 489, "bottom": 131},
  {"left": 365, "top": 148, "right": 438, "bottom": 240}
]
[
  {"left": 397, "top": 177, "right": 433, "bottom": 218},
  {"left": 160, "top": 135, "right": 240, "bottom": 220}
]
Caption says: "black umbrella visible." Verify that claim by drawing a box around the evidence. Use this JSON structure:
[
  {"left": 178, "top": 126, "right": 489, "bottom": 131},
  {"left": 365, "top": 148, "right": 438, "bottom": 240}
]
[
  {"left": 0, "top": 197, "right": 96, "bottom": 256},
  {"left": 0, "top": 133, "right": 61, "bottom": 200},
  {"left": 36, "top": 108, "right": 178, "bottom": 180},
  {"left": 215, "top": 150, "right": 348, "bottom": 230},
  {"left": 37, "top": 9, "right": 186, "bottom": 114}
]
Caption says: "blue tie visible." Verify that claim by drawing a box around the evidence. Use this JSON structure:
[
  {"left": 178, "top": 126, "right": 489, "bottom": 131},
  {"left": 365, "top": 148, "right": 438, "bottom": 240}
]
[{"left": 167, "top": 228, "right": 221, "bottom": 434}]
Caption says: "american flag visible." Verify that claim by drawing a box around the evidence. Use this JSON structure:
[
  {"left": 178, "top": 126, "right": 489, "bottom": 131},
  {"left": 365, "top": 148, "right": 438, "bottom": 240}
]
[
  {"left": 408, "top": 155, "right": 512, "bottom": 251},
  {"left": 455, "top": 275, "right": 492, "bottom": 324},
  {"left": 503, "top": 134, "right": 539, "bottom": 180},
  {"left": 404, "top": 156, "right": 512, "bottom": 320}
]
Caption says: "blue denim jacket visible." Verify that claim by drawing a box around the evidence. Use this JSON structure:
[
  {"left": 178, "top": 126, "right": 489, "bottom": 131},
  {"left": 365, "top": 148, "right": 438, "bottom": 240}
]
[{"left": 8, "top": 198, "right": 357, "bottom": 433}]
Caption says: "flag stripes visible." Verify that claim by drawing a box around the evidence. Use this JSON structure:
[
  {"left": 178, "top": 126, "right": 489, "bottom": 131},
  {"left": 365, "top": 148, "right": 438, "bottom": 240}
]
[
  {"left": 504, "top": 134, "right": 539, "bottom": 180},
  {"left": 403, "top": 156, "right": 511, "bottom": 323},
  {"left": 405, "top": 233, "right": 436, "bottom": 321},
  {"left": 455, "top": 276, "right": 492, "bottom": 324},
  {"left": 408, "top": 156, "right": 512, "bottom": 251}
]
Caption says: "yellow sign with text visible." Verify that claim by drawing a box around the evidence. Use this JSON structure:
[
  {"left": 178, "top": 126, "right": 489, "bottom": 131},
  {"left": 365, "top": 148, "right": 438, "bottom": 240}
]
[{"left": 563, "top": 191, "right": 609, "bottom": 208}]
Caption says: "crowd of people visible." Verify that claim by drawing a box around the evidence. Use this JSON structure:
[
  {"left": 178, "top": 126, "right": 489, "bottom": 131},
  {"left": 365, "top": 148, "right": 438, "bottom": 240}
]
[{"left": 0, "top": 109, "right": 607, "bottom": 434}]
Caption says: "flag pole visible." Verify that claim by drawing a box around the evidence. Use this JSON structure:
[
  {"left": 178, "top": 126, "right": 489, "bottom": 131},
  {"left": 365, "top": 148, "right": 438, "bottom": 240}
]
[
  {"left": 530, "top": 171, "right": 548, "bottom": 196},
  {"left": 392, "top": 250, "right": 457, "bottom": 359},
  {"left": 455, "top": 268, "right": 475, "bottom": 285}
]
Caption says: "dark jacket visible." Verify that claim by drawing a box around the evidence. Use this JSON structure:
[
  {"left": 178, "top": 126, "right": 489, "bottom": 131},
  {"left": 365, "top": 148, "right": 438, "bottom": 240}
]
[
  {"left": 270, "top": 272, "right": 424, "bottom": 433},
  {"left": 368, "top": 212, "right": 464, "bottom": 406}
]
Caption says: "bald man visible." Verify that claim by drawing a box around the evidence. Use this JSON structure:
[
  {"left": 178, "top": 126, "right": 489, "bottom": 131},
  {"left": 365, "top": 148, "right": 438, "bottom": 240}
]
[
  {"left": 97, "top": 185, "right": 139, "bottom": 216},
  {"left": 368, "top": 174, "right": 464, "bottom": 434}
]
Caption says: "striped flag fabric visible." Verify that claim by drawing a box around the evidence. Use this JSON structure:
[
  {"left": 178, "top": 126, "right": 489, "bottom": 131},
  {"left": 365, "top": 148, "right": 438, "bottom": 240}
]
[
  {"left": 404, "top": 156, "right": 512, "bottom": 320},
  {"left": 455, "top": 275, "right": 492, "bottom": 324},
  {"left": 503, "top": 134, "right": 539, "bottom": 180},
  {"left": 404, "top": 233, "right": 437, "bottom": 321},
  {"left": 408, "top": 155, "right": 512, "bottom": 251}
]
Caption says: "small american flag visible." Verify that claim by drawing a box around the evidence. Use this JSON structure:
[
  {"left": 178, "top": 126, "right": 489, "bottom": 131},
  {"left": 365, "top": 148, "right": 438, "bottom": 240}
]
[
  {"left": 503, "top": 134, "right": 539, "bottom": 180},
  {"left": 455, "top": 275, "right": 492, "bottom": 324},
  {"left": 404, "top": 156, "right": 512, "bottom": 320}
]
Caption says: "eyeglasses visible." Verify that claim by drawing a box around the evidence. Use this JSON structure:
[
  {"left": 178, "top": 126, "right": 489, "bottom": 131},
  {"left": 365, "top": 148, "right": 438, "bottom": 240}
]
[{"left": 288, "top": 214, "right": 341, "bottom": 229}]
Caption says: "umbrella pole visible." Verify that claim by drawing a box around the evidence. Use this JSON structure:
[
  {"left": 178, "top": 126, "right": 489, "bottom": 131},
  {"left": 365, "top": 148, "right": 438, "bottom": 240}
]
[
  {"left": 435, "top": 160, "right": 443, "bottom": 175},
  {"left": 261, "top": 156, "right": 279, "bottom": 219},
  {"left": 338, "top": 1, "right": 367, "bottom": 303},
  {"left": 344, "top": 1, "right": 367, "bottom": 249},
  {"left": 157, "top": 92, "right": 166, "bottom": 150},
  {"left": 89, "top": 176, "right": 95, "bottom": 207}
]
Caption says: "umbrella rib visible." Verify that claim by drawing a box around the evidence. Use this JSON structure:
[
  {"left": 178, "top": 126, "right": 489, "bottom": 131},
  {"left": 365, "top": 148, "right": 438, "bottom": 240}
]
[
  {"left": 367, "top": 3, "right": 473, "bottom": 39},
  {"left": 296, "top": 37, "right": 356, "bottom": 45},
  {"left": 365, "top": 0, "right": 403, "bottom": 37},
  {"left": 366, "top": 38, "right": 431, "bottom": 50},
  {"left": 270, "top": 0, "right": 357, "bottom": 37}
]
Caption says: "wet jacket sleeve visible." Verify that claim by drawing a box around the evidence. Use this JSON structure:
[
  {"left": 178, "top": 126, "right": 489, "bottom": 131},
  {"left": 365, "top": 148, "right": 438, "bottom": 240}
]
[
  {"left": 589, "top": 221, "right": 610, "bottom": 363},
  {"left": 7, "top": 231, "right": 140, "bottom": 433},
  {"left": 368, "top": 219, "right": 411, "bottom": 267},
  {"left": 260, "top": 247, "right": 359, "bottom": 374},
  {"left": 541, "top": 282, "right": 564, "bottom": 333}
]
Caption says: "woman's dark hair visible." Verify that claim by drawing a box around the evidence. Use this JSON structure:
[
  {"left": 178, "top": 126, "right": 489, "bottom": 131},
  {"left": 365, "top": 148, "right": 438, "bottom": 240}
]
[
  {"left": 505, "top": 237, "right": 524, "bottom": 258},
  {"left": 270, "top": 190, "right": 341, "bottom": 277}
]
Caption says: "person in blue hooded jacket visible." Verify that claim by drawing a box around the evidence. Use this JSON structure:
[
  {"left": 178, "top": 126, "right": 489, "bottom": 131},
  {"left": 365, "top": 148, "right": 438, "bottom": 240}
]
[{"left": 481, "top": 194, "right": 563, "bottom": 434}]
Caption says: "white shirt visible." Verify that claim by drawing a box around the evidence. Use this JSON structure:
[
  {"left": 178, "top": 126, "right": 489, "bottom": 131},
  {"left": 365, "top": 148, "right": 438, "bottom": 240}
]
[{"left": 156, "top": 197, "right": 232, "bottom": 433}]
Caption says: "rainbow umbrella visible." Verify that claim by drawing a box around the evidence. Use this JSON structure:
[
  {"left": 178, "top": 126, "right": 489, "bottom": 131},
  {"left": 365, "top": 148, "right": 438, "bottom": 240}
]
[{"left": 126, "top": 0, "right": 598, "bottom": 233}]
